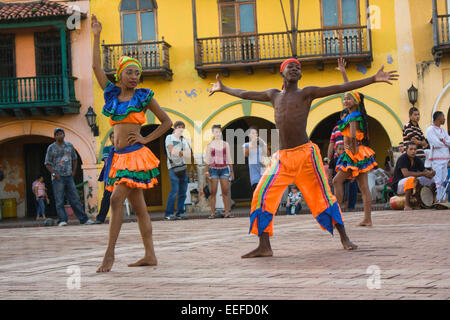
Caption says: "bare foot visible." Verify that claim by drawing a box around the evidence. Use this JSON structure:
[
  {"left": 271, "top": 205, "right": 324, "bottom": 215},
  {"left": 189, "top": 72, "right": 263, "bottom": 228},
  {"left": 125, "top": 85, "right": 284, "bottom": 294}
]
[
  {"left": 404, "top": 206, "right": 413, "bottom": 211},
  {"left": 97, "top": 254, "right": 114, "bottom": 273},
  {"left": 241, "top": 247, "right": 273, "bottom": 259},
  {"left": 357, "top": 220, "right": 372, "bottom": 227},
  {"left": 341, "top": 237, "right": 358, "bottom": 250},
  {"left": 128, "top": 256, "right": 157, "bottom": 267}
]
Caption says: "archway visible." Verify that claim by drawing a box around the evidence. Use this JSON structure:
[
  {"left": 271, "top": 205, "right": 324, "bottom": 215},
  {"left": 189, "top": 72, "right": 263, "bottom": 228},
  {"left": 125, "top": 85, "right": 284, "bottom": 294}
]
[
  {"left": 310, "top": 112, "right": 392, "bottom": 166},
  {"left": 0, "top": 120, "right": 97, "bottom": 218},
  {"left": 0, "top": 135, "right": 84, "bottom": 218},
  {"left": 222, "top": 116, "right": 276, "bottom": 202}
]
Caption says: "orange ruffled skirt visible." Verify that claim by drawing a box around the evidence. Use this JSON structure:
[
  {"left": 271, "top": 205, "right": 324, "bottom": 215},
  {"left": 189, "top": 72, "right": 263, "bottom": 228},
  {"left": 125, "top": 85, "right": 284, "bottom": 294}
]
[
  {"left": 336, "top": 145, "right": 377, "bottom": 178},
  {"left": 105, "top": 145, "right": 160, "bottom": 192}
]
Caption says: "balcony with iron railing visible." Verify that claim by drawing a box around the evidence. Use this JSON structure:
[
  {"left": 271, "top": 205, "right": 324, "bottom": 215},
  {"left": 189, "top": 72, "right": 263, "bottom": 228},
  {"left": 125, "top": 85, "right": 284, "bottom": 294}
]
[
  {"left": 195, "top": 25, "right": 372, "bottom": 77},
  {"left": 102, "top": 39, "right": 173, "bottom": 81},
  {"left": 432, "top": 0, "right": 450, "bottom": 64},
  {"left": 0, "top": 75, "right": 81, "bottom": 117}
]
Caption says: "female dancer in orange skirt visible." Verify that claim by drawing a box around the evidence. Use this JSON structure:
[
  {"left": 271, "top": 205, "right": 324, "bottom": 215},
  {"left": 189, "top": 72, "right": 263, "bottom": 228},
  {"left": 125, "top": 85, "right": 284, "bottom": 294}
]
[
  {"left": 92, "top": 15, "right": 172, "bottom": 272},
  {"left": 332, "top": 89, "right": 377, "bottom": 227}
]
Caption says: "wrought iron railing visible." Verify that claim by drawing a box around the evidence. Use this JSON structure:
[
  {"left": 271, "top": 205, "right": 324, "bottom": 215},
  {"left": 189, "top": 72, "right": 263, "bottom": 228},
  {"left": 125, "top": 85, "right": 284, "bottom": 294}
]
[
  {"left": 0, "top": 75, "right": 77, "bottom": 105},
  {"left": 196, "top": 26, "right": 371, "bottom": 66},
  {"left": 102, "top": 40, "right": 171, "bottom": 73},
  {"left": 433, "top": 13, "right": 450, "bottom": 46}
]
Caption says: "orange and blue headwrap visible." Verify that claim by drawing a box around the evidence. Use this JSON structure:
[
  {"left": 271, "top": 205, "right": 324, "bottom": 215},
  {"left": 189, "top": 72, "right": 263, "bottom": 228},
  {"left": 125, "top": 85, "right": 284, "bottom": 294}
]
[{"left": 114, "top": 56, "right": 142, "bottom": 82}]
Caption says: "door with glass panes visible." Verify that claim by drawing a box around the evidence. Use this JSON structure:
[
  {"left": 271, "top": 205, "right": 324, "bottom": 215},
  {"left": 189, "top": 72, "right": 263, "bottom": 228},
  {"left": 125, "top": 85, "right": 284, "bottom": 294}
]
[{"left": 219, "top": 0, "right": 258, "bottom": 63}]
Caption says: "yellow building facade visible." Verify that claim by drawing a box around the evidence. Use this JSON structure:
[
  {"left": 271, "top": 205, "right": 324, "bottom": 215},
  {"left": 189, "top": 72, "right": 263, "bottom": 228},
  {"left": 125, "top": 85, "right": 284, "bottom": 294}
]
[{"left": 90, "top": 0, "right": 412, "bottom": 211}]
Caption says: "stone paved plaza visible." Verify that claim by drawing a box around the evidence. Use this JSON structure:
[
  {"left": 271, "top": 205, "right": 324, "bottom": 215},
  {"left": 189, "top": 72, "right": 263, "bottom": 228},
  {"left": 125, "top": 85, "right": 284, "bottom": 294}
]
[{"left": 0, "top": 209, "right": 449, "bottom": 300}]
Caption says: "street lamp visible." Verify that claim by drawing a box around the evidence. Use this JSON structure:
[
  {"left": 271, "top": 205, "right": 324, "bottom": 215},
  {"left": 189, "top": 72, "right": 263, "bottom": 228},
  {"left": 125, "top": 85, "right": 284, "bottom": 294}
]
[
  {"left": 85, "top": 106, "right": 99, "bottom": 136},
  {"left": 407, "top": 84, "right": 418, "bottom": 106}
]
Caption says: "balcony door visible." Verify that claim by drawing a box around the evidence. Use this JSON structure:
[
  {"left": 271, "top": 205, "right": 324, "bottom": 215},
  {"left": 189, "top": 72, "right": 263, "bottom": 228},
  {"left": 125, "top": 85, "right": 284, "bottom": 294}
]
[
  {"left": 35, "top": 31, "right": 71, "bottom": 102},
  {"left": 0, "top": 34, "right": 17, "bottom": 103},
  {"left": 219, "top": 0, "right": 258, "bottom": 63},
  {"left": 321, "top": 0, "right": 361, "bottom": 56},
  {"left": 120, "top": 0, "right": 158, "bottom": 68}
]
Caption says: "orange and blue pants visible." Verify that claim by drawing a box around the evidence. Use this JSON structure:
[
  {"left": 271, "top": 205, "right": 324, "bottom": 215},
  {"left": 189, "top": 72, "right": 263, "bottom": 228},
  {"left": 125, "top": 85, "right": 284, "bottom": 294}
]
[{"left": 249, "top": 142, "right": 344, "bottom": 236}]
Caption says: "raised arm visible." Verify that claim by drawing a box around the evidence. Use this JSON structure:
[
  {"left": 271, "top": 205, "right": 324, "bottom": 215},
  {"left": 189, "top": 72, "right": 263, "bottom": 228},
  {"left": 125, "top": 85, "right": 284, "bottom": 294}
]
[
  {"left": 91, "top": 14, "right": 108, "bottom": 90},
  {"left": 209, "top": 74, "right": 278, "bottom": 102},
  {"left": 304, "top": 65, "right": 399, "bottom": 101},
  {"left": 336, "top": 57, "right": 349, "bottom": 83}
]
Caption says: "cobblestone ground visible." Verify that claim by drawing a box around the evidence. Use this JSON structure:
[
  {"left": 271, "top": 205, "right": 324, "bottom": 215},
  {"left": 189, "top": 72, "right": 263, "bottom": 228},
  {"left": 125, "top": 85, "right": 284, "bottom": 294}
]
[{"left": 0, "top": 209, "right": 449, "bottom": 300}]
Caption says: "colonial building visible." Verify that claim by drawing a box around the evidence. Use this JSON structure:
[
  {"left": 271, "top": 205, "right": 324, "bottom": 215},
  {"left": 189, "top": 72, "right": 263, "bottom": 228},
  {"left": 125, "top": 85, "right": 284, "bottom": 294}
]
[
  {"left": 91, "top": 0, "right": 404, "bottom": 211},
  {"left": 0, "top": 0, "right": 97, "bottom": 219}
]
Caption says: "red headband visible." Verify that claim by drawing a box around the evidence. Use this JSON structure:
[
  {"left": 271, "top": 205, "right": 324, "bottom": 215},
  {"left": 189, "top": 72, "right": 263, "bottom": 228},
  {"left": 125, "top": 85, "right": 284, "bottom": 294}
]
[{"left": 280, "top": 58, "right": 301, "bottom": 73}]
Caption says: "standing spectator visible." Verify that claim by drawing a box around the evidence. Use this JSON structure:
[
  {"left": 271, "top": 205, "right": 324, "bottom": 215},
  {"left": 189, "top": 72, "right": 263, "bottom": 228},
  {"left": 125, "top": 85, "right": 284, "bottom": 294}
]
[
  {"left": 425, "top": 111, "right": 450, "bottom": 202},
  {"left": 96, "top": 131, "right": 115, "bottom": 224},
  {"left": 327, "top": 109, "right": 349, "bottom": 161},
  {"left": 44, "top": 128, "right": 94, "bottom": 226},
  {"left": 286, "top": 184, "right": 302, "bottom": 215},
  {"left": 242, "top": 126, "right": 268, "bottom": 193},
  {"left": 403, "top": 107, "right": 428, "bottom": 162},
  {"left": 165, "top": 121, "right": 191, "bottom": 220},
  {"left": 32, "top": 175, "right": 48, "bottom": 220},
  {"left": 205, "top": 124, "right": 234, "bottom": 219}
]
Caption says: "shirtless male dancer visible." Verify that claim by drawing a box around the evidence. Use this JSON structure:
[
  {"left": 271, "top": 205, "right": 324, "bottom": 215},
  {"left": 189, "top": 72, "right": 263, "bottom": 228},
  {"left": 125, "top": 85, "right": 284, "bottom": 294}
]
[{"left": 209, "top": 58, "right": 398, "bottom": 258}]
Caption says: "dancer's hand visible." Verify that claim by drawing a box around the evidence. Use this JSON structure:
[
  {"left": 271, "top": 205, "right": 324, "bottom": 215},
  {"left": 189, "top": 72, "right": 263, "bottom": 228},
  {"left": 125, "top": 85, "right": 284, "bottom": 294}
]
[
  {"left": 209, "top": 74, "right": 223, "bottom": 96},
  {"left": 128, "top": 132, "right": 146, "bottom": 145},
  {"left": 374, "top": 65, "right": 399, "bottom": 85},
  {"left": 91, "top": 14, "right": 102, "bottom": 36},
  {"left": 336, "top": 57, "right": 347, "bottom": 73}
]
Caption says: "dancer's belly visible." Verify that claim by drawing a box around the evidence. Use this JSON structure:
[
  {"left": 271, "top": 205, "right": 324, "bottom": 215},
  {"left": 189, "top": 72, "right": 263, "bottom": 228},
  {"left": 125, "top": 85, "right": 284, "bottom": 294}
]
[{"left": 113, "top": 123, "right": 142, "bottom": 150}]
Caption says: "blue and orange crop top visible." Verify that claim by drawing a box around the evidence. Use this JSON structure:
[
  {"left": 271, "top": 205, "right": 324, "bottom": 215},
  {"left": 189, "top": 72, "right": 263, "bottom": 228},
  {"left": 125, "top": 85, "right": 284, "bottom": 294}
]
[
  {"left": 102, "top": 81, "right": 154, "bottom": 126},
  {"left": 337, "top": 111, "right": 365, "bottom": 141}
]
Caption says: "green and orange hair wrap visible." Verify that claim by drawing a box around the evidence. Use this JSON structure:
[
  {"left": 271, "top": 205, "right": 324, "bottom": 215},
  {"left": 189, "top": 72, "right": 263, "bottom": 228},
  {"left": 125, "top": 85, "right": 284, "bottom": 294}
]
[{"left": 114, "top": 56, "right": 142, "bottom": 82}]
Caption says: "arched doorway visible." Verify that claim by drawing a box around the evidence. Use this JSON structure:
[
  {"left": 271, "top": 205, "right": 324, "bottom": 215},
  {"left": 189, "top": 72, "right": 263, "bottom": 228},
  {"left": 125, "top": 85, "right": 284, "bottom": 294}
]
[
  {"left": 310, "top": 112, "right": 391, "bottom": 166},
  {"left": 0, "top": 135, "right": 84, "bottom": 218},
  {"left": 222, "top": 117, "right": 276, "bottom": 203},
  {"left": 140, "top": 124, "right": 173, "bottom": 209}
]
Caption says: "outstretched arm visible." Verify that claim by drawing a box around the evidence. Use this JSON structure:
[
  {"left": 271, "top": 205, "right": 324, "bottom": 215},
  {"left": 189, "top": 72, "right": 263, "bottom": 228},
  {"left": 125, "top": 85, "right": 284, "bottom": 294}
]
[
  {"left": 209, "top": 74, "right": 278, "bottom": 102},
  {"left": 91, "top": 14, "right": 108, "bottom": 90},
  {"left": 304, "top": 65, "right": 399, "bottom": 101},
  {"left": 336, "top": 57, "right": 349, "bottom": 83}
]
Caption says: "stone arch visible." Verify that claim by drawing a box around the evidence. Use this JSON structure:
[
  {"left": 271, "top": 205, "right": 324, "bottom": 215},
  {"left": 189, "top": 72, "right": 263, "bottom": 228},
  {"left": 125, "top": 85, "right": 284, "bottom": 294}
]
[
  {"left": 307, "top": 93, "right": 404, "bottom": 145},
  {"left": 0, "top": 119, "right": 97, "bottom": 166}
]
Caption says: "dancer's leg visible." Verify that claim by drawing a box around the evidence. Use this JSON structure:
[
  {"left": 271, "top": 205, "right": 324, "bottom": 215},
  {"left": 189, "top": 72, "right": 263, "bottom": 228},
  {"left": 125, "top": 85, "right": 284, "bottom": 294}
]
[
  {"left": 97, "top": 184, "right": 131, "bottom": 272},
  {"left": 242, "top": 158, "right": 292, "bottom": 258},
  {"left": 333, "top": 171, "right": 352, "bottom": 206},
  {"left": 356, "top": 172, "right": 372, "bottom": 227},
  {"left": 127, "top": 189, "right": 157, "bottom": 267},
  {"left": 299, "top": 144, "right": 356, "bottom": 250}
]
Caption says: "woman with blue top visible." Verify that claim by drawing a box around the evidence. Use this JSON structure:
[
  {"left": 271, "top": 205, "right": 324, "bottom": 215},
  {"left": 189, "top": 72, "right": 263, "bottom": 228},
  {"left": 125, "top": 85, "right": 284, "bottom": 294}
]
[
  {"left": 242, "top": 126, "right": 268, "bottom": 193},
  {"left": 92, "top": 15, "right": 172, "bottom": 272}
]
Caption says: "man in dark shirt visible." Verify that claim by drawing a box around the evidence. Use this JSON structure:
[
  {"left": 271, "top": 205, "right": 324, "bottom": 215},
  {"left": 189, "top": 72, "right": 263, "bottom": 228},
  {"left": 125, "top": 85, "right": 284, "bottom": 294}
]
[{"left": 392, "top": 142, "right": 435, "bottom": 210}]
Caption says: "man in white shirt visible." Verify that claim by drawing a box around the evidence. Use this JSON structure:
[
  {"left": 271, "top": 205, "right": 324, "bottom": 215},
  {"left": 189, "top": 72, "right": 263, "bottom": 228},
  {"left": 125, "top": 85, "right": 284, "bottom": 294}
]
[
  {"left": 425, "top": 111, "right": 450, "bottom": 202},
  {"left": 165, "top": 121, "right": 192, "bottom": 220}
]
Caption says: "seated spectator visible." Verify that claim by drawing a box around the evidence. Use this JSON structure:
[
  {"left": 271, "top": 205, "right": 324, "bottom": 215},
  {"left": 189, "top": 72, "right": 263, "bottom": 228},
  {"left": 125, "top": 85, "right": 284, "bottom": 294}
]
[
  {"left": 391, "top": 142, "right": 435, "bottom": 210},
  {"left": 286, "top": 184, "right": 302, "bottom": 215}
]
